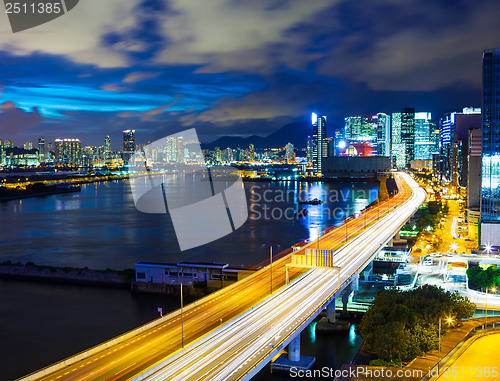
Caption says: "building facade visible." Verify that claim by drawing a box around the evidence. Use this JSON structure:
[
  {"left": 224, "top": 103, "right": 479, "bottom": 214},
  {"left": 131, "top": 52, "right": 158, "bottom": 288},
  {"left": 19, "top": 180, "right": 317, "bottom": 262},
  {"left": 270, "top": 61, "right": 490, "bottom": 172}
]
[
  {"left": 55, "top": 138, "right": 82, "bottom": 166},
  {"left": 123, "top": 129, "right": 136, "bottom": 164},
  {"left": 481, "top": 48, "right": 500, "bottom": 245},
  {"left": 312, "top": 113, "right": 327, "bottom": 174}
]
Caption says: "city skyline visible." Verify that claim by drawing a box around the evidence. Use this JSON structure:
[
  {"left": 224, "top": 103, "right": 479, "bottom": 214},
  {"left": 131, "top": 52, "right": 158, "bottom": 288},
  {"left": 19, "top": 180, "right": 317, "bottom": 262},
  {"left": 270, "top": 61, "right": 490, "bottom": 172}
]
[{"left": 1, "top": 0, "right": 500, "bottom": 147}]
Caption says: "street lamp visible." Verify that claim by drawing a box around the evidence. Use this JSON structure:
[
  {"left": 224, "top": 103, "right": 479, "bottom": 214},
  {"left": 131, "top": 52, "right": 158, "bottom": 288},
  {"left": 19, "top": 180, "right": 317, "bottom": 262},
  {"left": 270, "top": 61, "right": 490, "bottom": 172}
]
[
  {"left": 450, "top": 242, "right": 458, "bottom": 254},
  {"left": 486, "top": 287, "right": 496, "bottom": 329},
  {"left": 438, "top": 316, "right": 454, "bottom": 373},
  {"left": 180, "top": 282, "right": 184, "bottom": 349},
  {"left": 270, "top": 246, "right": 273, "bottom": 295},
  {"left": 486, "top": 244, "right": 492, "bottom": 254}
]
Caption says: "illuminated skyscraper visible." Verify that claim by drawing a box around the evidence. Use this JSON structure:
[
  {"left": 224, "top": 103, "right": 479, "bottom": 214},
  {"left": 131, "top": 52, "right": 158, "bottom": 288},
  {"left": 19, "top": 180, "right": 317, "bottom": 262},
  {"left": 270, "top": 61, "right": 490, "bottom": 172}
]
[
  {"left": 376, "top": 113, "right": 391, "bottom": 157},
  {"left": 391, "top": 112, "right": 404, "bottom": 167},
  {"left": 414, "top": 112, "right": 432, "bottom": 160},
  {"left": 481, "top": 48, "right": 500, "bottom": 243},
  {"left": 123, "top": 130, "right": 135, "bottom": 164},
  {"left": 104, "top": 135, "right": 111, "bottom": 163},
  {"left": 38, "top": 137, "right": 45, "bottom": 162},
  {"left": 285, "top": 143, "right": 294, "bottom": 163},
  {"left": 344, "top": 116, "right": 362, "bottom": 141},
  {"left": 311, "top": 113, "right": 327, "bottom": 174},
  {"left": 55, "top": 139, "right": 82, "bottom": 166}
]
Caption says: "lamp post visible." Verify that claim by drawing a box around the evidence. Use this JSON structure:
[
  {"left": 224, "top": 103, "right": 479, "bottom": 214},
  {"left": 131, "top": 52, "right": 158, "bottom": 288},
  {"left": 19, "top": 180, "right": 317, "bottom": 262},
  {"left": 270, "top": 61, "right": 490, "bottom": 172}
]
[
  {"left": 180, "top": 283, "right": 184, "bottom": 349},
  {"left": 486, "top": 287, "right": 496, "bottom": 329},
  {"left": 345, "top": 214, "right": 348, "bottom": 242},
  {"left": 270, "top": 246, "right": 273, "bottom": 295},
  {"left": 317, "top": 225, "right": 320, "bottom": 252},
  {"left": 438, "top": 317, "right": 453, "bottom": 373}
]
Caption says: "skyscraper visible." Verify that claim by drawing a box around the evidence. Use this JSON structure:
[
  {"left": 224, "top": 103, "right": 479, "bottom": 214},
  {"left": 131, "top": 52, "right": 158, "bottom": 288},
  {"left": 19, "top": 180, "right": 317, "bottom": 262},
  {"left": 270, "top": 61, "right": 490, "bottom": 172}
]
[
  {"left": 344, "top": 116, "right": 362, "bottom": 141},
  {"left": 481, "top": 48, "right": 500, "bottom": 244},
  {"left": 401, "top": 107, "right": 415, "bottom": 167},
  {"left": 38, "top": 137, "right": 45, "bottom": 162},
  {"left": 414, "top": 112, "right": 432, "bottom": 160},
  {"left": 391, "top": 112, "right": 404, "bottom": 167},
  {"left": 376, "top": 113, "right": 391, "bottom": 157},
  {"left": 285, "top": 143, "right": 294, "bottom": 163},
  {"left": 104, "top": 135, "right": 111, "bottom": 163},
  {"left": 55, "top": 139, "right": 82, "bottom": 166},
  {"left": 123, "top": 130, "right": 136, "bottom": 164},
  {"left": 311, "top": 113, "right": 327, "bottom": 174}
]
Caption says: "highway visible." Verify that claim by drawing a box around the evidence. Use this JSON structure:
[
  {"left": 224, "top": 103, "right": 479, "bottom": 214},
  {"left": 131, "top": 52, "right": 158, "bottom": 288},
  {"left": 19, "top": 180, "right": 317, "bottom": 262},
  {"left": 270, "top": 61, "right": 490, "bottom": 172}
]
[
  {"left": 434, "top": 333, "right": 500, "bottom": 381},
  {"left": 133, "top": 172, "right": 427, "bottom": 381},
  {"left": 20, "top": 172, "right": 425, "bottom": 381}
]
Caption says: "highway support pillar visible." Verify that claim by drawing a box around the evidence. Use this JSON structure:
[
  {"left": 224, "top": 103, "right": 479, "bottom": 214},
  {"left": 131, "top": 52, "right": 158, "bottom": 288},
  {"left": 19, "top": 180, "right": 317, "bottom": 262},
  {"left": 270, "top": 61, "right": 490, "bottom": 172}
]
[
  {"left": 351, "top": 273, "right": 359, "bottom": 291},
  {"left": 316, "top": 298, "right": 350, "bottom": 333},
  {"left": 272, "top": 332, "right": 315, "bottom": 373},
  {"left": 288, "top": 334, "right": 300, "bottom": 362},
  {"left": 326, "top": 299, "right": 336, "bottom": 323}
]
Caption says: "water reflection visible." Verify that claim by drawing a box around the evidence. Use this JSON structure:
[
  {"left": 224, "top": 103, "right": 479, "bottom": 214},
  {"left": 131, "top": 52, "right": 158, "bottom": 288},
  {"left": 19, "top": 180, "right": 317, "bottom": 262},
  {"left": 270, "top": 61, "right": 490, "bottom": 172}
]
[{"left": 0, "top": 179, "right": 378, "bottom": 269}]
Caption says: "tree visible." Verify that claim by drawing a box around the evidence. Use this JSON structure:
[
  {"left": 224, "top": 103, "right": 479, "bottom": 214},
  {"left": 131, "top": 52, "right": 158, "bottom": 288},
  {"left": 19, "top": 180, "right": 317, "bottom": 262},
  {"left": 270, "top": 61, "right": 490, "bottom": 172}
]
[
  {"left": 359, "top": 285, "right": 475, "bottom": 363},
  {"left": 466, "top": 264, "right": 500, "bottom": 291}
]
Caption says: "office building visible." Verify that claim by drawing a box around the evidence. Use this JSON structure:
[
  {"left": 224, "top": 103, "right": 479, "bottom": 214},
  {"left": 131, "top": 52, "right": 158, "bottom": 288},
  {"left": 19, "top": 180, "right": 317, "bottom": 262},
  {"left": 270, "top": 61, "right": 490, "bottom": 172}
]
[
  {"left": 344, "top": 116, "right": 362, "bottom": 141},
  {"left": 104, "top": 135, "right": 111, "bottom": 163},
  {"left": 311, "top": 113, "right": 327, "bottom": 174},
  {"left": 439, "top": 108, "right": 481, "bottom": 183},
  {"left": 38, "top": 137, "right": 45, "bottom": 162},
  {"left": 285, "top": 142, "right": 294, "bottom": 163},
  {"left": 377, "top": 113, "right": 391, "bottom": 157},
  {"left": 468, "top": 128, "right": 482, "bottom": 241},
  {"left": 401, "top": 108, "right": 415, "bottom": 167},
  {"left": 54, "top": 139, "right": 82, "bottom": 166},
  {"left": 481, "top": 48, "right": 500, "bottom": 245},
  {"left": 414, "top": 112, "right": 433, "bottom": 160},
  {"left": 123, "top": 129, "right": 136, "bottom": 164},
  {"left": 391, "top": 112, "right": 404, "bottom": 167}
]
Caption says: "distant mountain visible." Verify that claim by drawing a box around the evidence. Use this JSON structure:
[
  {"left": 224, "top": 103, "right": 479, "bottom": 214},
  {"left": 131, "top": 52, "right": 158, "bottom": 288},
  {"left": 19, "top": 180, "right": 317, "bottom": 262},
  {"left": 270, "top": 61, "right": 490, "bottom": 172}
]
[{"left": 202, "top": 120, "right": 334, "bottom": 150}]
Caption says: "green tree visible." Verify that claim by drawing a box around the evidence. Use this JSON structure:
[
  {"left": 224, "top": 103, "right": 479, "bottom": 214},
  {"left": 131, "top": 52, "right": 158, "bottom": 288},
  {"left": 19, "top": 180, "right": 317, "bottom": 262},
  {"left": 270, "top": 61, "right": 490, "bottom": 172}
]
[
  {"left": 359, "top": 285, "right": 475, "bottom": 363},
  {"left": 466, "top": 264, "right": 500, "bottom": 291}
]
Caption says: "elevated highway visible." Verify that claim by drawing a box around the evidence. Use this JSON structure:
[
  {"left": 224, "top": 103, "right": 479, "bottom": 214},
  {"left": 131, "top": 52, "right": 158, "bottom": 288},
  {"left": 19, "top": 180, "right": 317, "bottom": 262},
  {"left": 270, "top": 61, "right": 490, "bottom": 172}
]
[{"left": 19, "top": 172, "right": 426, "bottom": 381}]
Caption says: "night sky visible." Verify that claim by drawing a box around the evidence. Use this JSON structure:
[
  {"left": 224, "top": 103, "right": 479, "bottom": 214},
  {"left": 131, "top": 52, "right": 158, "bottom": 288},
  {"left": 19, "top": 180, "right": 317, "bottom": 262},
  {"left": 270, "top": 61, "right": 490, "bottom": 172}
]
[{"left": 1, "top": 0, "right": 500, "bottom": 148}]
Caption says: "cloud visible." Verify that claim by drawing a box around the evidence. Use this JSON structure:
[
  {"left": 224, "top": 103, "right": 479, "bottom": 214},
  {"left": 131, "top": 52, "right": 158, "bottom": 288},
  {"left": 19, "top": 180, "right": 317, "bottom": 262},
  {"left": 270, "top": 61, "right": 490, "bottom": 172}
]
[
  {"left": 0, "top": 101, "right": 42, "bottom": 136},
  {"left": 318, "top": 0, "right": 500, "bottom": 91},
  {"left": 179, "top": 74, "right": 332, "bottom": 127},
  {"left": 123, "top": 71, "right": 162, "bottom": 83},
  {"left": 156, "top": 0, "right": 336, "bottom": 73},
  {"left": 117, "top": 100, "right": 180, "bottom": 122},
  {"left": 0, "top": 0, "right": 142, "bottom": 68},
  {"left": 100, "top": 83, "right": 126, "bottom": 92}
]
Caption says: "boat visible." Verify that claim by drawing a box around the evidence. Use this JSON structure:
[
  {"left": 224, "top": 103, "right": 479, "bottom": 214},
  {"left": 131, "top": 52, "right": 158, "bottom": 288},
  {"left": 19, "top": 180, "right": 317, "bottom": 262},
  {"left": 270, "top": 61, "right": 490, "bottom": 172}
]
[
  {"left": 294, "top": 208, "right": 308, "bottom": 218},
  {"left": 298, "top": 198, "right": 322, "bottom": 205}
]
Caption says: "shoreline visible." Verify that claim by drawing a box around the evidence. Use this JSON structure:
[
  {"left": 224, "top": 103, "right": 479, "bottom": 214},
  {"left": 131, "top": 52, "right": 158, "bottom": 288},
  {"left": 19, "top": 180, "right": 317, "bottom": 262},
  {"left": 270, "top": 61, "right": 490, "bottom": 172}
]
[{"left": 0, "top": 262, "right": 134, "bottom": 289}]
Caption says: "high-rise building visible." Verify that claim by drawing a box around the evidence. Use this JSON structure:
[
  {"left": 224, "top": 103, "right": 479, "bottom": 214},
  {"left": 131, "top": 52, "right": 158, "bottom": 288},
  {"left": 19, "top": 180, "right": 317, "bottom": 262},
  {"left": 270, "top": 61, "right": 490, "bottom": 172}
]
[
  {"left": 248, "top": 144, "right": 255, "bottom": 162},
  {"left": 414, "top": 112, "right": 433, "bottom": 160},
  {"left": 468, "top": 128, "right": 482, "bottom": 241},
  {"left": 24, "top": 141, "right": 33, "bottom": 150},
  {"left": 104, "top": 135, "right": 111, "bottom": 163},
  {"left": 361, "top": 115, "right": 377, "bottom": 141},
  {"left": 344, "top": 116, "right": 362, "bottom": 141},
  {"left": 377, "top": 113, "right": 391, "bottom": 157},
  {"left": 391, "top": 112, "right": 404, "bottom": 167},
  {"left": 481, "top": 48, "right": 500, "bottom": 244},
  {"left": 285, "top": 143, "right": 294, "bottom": 163},
  {"left": 401, "top": 107, "right": 415, "bottom": 167},
  {"left": 54, "top": 139, "right": 82, "bottom": 166},
  {"left": 311, "top": 113, "right": 327, "bottom": 174},
  {"left": 38, "top": 137, "right": 45, "bottom": 162},
  {"left": 123, "top": 130, "right": 136, "bottom": 164},
  {"left": 1, "top": 139, "right": 13, "bottom": 149}
]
